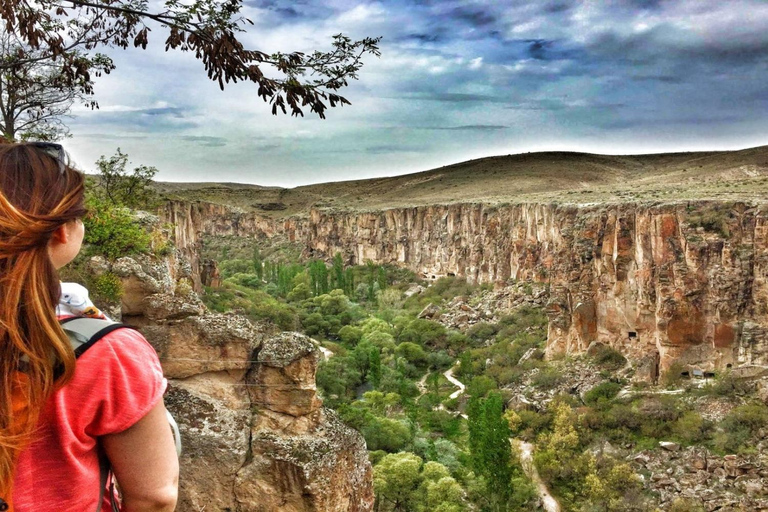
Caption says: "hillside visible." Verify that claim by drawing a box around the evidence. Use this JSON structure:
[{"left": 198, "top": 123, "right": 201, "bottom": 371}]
[{"left": 155, "top": 145, "right": 768, "bottom": 217}]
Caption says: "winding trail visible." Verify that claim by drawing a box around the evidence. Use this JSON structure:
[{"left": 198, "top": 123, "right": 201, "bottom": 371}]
[
  {"left": 443, "top": 361, "right": 559, "bottom": 511},
  {"left": 444, "top": 364, "right": 465, "bottom": 399},
  {"left": 512, "top": 439, "right": 561, "bottom": 512}
]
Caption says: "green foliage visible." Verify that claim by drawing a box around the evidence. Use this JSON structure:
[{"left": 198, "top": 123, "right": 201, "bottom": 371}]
[
  {"left": 219, "top": 259, "right": 254, "bottom": 278},
  {"left": 398, "top": 318, "right": 447, "bottom": 348},
  {"left": 91, "top": 272, "right": 123, "bottom": 304},
  {"left": 203, "top": 283, "right": 298, "bottom": 331},
  {"left": 93, "top": 148, "right": 159, "bottom": 209},
  {"left": 466, "top": 322, "right": 499, "bottom": 344},
  {"left": 531, "top": 367, "right": 564, "bottom": 390},
  {"left": 714, "top": 404, "right": 768, "bottom": 454},
  {"left": 583, "top": 382, "right": 622, "bottom": 406},
  {"left": 668, "top": 498, "right": 706, "bottom": 512},
  {"left": 698, "top": 371, "right": 754, "bottom": 397},
  {"left": 364, "top": 417, "right": 414, "bottom": 452},
  {"left": 467, "top": 375, "right": 497, "bottom": 399},
  {"left": 83, "top": 196, "right": 150, "bottom": 260},
  {"left": 338, "top": 325, "right": 363, "bottom": 345},
  {"left": 395, "top": 342, "right": 428, "bottom": 366},
  {"left": 373, "top": 453, "right": 466, "bottom": 512},
  {"left": 467, "top": 392, "right": 514, "bottom": 511},
  {"left": 589, "top": 345, "right": 627, "bottom": 371}
]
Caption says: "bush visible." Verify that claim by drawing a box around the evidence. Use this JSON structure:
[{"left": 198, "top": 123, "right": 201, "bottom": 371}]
[
  {"left": 91, "top": 272, "right": 123, "bottom": 304},
  {"left": 395, "top": 342, "right": 428, "bottom": 366},
  {"left": 467, "top": 322, "right": 499, "bottom": 344},
  {"left": 590, "top": 345, "right": 627, "bottom": 371},
  {"left": 399, "top": 318, "right": 447, "bottom": 347},
  {"left": 673, "top": 411, "right": 711, "bottom": 444},
  {"left": 362, "top": 417, "right": 413, "bottom": 452},
  {"left": 583, "top": 381, "right": 622, "bottom": 406},
  {"left": 531, "top": 367, "right": 564, "bottom": 390},
  {"left": 83, "top": 197, "right": 150, "bottom": 260},
  {"left": 700, "top": 371, "right": 754, "bottom": 397},
  {"left": 338, "top": 325, "right": 363, "bottom": 345},
  {"left": 713, "top": 404, "right": 768, "bottom": 454}
]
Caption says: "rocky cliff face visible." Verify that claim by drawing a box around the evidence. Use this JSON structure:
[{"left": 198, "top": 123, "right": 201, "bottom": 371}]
[
  {"left": 99, "top": 252, "right": 374, "bottom": 511},
  {"left": 163, "top": 200, "right": 768, "bottom": 379}
]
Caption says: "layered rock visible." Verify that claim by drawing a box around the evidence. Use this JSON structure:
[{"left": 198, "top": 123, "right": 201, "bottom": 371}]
[
  {"left": 163, "top": 200, "right": 768, "bottom": 379},
  {"left": 107, "top": 253, "right": 374, "bottom": 511}
]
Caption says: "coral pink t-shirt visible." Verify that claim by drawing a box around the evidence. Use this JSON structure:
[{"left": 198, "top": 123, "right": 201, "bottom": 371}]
[{"left": 12, "top": 325, "right": 167, "bottom": 511}]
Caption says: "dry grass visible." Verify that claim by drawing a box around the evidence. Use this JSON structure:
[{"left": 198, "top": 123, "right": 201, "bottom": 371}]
[{"left": 155, "top": 145, "right": 768, "bottom": 218}]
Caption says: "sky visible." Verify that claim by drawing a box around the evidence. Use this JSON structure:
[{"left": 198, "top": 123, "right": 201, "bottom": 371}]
[{"left": 64, "top": 0, "right": 768, "bottom": 186}]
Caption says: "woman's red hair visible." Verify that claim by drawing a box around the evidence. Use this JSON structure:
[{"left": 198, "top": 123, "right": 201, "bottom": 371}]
[{"left": 0, "top": 144, "right": 86, "bottom": 501}]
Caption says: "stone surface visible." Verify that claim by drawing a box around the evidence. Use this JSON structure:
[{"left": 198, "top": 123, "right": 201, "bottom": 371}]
[
  {"left": 249, "top": 332, "right": 323, "bottom": 417},
  {"left": 631, "top": 445, "right": 768, "bottom": 509},
  {"left": 111, "top": 252, "right": 374, "bottom": 511}
]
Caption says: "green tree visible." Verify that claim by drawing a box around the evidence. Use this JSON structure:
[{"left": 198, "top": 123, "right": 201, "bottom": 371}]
[
  {"left": 332, "top": 252, "right": 345, "bottom": 291},
  {"left": 0, "top": 31, "right": 114, "bottom": 141},
  {"left": 93, "top": 148, "right": 158, "bottom": 209},
  {"left": 369, "top": 347, "right": 382, "bottom": 388},
  {"left": 83, "top": 196, "right": 150, "bottom": 260},
  {"left": 252, "top": 247, "right": 264, "bottom": 280},
  {"left": 2, "top": 0, "right": 381, "bottom": 119},
  {"left": 374, "top": 452, "right": 423, "bottom": 511},
  {"left": 374, "top": 453, "right": 465, "bottom": 512},
  {"left": 467, "top": 392, "right": 514, "bottom": 511}
]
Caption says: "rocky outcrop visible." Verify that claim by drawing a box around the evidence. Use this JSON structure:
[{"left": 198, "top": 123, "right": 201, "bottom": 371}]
[
  {"left": 631, "top": 445, "right": 768, "bottom": 511},
  {"left": 108, "top": 253, "right": 374, "bottom": 511},
  {"left": 162, "top": 200, "right": 768, "bottom": 380}
]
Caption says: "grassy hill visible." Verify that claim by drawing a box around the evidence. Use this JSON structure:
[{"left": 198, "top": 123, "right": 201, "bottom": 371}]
[{"left": 155, "top": 145, "right": 768, "bottom": 217}]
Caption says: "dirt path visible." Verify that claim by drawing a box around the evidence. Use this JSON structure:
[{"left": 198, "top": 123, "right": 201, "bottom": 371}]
[
  {"left": 512, "top": 439, "right": 561, "bottom": 512},
  {"left": 444, "top": 364, "right": 465, "bottom": 399},
  {"left": 318, "top": 346, "right": 334, "bottom": 361}
]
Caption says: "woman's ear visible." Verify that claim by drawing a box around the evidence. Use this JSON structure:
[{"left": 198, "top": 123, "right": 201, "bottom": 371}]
[{"left": 50, "top": 224, "right": 69, "bottom": 245}]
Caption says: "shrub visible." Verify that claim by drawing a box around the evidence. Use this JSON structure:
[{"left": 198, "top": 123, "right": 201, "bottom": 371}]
[
  {"left": 590, "top": 345, "right": 627, "bottom": 370},
  {"left": 338, "top": 325, "right": 363, "bottom": 345},
  {"left": 91, "top": 272, "right": 123, "bottom": 304},
  {"left": 467, "top": 322, "right": 499, "bottom": 344},
  {"left": 362, "top": 417, "right": 413, "bottom": 452},
  {"left": 673, "top": 411, "right": 711, "bottom": 444},
  {"left": 668, "top": 498, "right": 705, "bottom": 512},
  {"left": 700, "top": 371, "right": 754, "bottom": 397},
  {"left": 531, "top": 367, "right": 564, "bottom": 390},
  {"left": 83, "top": 197, "right": 150, "bottom": 260},
  {"left": 395, "top": 342, "right": 428, "bottom": 366},
  {"left": 583, "top": 381, "right": 622, "bottom": 406},
  {"left": 713, "top": 404, "right": 768, "bottom": 454}
]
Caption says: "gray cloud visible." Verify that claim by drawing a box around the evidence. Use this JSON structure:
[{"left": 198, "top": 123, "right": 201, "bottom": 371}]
[
  {"left": 180, "top": 136, "right": 228, "bottom": 147},
  {"left": 62, "top": 0, "right": 768, "bottom": 185}
]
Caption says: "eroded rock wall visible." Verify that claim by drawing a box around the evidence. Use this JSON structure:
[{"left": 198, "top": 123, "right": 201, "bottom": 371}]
[
  {"left": 163, "top": 200, "right": 768, "bottom": 377},
  {"left": 107, "top": 252, "right": 374, "bottom": 511}
]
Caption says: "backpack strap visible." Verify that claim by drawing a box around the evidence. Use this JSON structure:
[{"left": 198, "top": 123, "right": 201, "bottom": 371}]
[
  {"left": 59, "top": 317, "right": 129, "bottom": 512},
  {"left": 60, "top": 317, "right": 128, "bottom": 359}
]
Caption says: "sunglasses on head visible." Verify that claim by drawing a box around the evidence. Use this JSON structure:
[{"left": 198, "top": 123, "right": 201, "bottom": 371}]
[{"left": 28, "top": 142, "right": 66, "bottom": 175}]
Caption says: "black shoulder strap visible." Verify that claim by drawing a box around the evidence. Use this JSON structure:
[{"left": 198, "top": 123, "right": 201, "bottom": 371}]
[{"left": 59, "top": 317, "right": 128, "bottom": 512}]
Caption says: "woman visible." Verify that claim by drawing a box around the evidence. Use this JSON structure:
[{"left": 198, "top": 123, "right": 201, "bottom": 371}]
[{"left": 0, "top": 143, "right": 178, "bottom": 511}]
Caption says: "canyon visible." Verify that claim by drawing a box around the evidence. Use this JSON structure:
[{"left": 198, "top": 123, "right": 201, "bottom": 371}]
[{"left": 161, "top": 199, "right": 768, "bottom": 381}]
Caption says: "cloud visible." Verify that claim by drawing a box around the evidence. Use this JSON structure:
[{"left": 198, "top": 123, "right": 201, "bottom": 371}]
[
  {"left": 180, "top": 136, "right": 228, "bottom": 147},
  {"left": 60, "top": 0, "right": 768, "bottom": 185},
  {"left": 425, "top": 125, "right": 508, "bottom": 131}
]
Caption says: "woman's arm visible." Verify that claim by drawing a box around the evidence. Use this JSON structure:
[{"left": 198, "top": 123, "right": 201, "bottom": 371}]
[{"left": 101, "top": 400, "right": 180, "bottom": 511}]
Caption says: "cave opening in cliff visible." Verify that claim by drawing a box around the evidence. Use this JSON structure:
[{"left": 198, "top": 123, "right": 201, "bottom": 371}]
[{"left": 628, "top": 331, "right": 637, "bottom": 339}]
